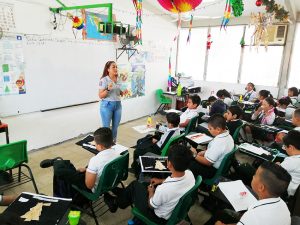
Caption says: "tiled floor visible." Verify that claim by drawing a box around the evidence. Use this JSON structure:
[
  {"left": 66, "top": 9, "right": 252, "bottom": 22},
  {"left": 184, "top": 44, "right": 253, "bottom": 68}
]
[{"left": 1, "top": 115, "right": 212, "bottom": 224}]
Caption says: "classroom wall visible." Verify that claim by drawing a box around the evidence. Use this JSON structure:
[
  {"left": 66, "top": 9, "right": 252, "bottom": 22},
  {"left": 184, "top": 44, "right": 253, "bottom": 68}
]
[{"left": 0, "top": 0, "right": 177, "bottom": 150}]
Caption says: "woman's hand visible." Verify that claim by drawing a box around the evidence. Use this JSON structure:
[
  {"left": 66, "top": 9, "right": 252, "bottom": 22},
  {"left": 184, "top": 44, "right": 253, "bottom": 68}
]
[{"left": 107, "top": 82, "right": 114, "bottom": 91}]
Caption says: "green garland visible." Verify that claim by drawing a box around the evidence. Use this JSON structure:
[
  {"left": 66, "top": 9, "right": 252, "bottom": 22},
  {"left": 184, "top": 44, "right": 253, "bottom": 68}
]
[
  {"left": 231, "top": 0, "right": 244, "bottom": 17},
  {"left": 262, "top": 0, "right": 289, "bottom": 21}
]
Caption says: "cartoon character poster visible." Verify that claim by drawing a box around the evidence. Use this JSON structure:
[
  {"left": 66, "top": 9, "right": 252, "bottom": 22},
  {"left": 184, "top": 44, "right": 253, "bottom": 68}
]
[{"left": 118, "top": 63, "right": 145, "bottom": 99}]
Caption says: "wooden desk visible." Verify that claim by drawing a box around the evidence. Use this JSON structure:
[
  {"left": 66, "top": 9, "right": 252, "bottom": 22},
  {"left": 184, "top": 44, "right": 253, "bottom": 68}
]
[
  {"left": 163, "top": 91, "right": 177, "bottom": 109},
  {"left": 0, "top": 123, "right": 9, "bottom": 143}
]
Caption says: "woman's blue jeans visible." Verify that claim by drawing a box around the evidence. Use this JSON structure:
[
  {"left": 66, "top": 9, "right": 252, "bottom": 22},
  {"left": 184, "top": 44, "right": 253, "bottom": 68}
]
[{"left": 100, "top": 100, "right": 122, "bottom": 141}]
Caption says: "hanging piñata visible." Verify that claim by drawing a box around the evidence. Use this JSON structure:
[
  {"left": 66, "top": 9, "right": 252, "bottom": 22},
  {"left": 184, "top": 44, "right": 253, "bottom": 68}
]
[{"left": 132, "top": 0, "right": 143, "bottom": 45}]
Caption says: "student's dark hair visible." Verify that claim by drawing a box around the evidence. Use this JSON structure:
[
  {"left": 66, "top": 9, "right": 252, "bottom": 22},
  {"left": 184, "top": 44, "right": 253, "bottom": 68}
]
[
  {"left": 168, "top": 144, "right": 193, "bottom": 172},
  {"left": 259, "top": 161, "right": 291, "bottom": 197},
  {"left": 208, "top": 96, "right": 217, "bottom": 104},
  {"left": 282, "top": 130, "right": 300, "bottom": 150},
  {"left": 228, "top": 105, "right": 243, "bottom": 119},
  {"left": 93, "top": 127, "right": 113, "bottom": 148},
  {"left": 288, "top": 87, "right": 299, "bottom": 97},
  {"left": 188, "top": 95, "right": 201, "bottom": 106},
  {"left": 166, "top": 112, "right": 180, "bottom": 127},
  {"left": 264, "top": 97, "right": 276, "bottom": 108},
  {"left": 294, "top": 108, "right": 300, "bottom": 119},
  {"left": 247, "top": 82, "right": 256, "bottom": 91},
  {"left": 216, "top": 89, "right": 231, "bottom": 99},
  {"left": 259, "top": 90, "right": 272, "bottom": 99},
  {"left": 278, "top": 96, "right": 292, "bottom": 107},
  {"left": 0, "top": 212, "right": 24, "bottom": 225},
  {"left": 207, "top": 114, "right": 226, "bottom": 130},
  {"left": 101, "top": 61, "right": 116, "bottom": 78}
]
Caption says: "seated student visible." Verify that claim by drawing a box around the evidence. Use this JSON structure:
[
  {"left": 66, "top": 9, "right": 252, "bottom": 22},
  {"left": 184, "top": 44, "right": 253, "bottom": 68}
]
[
  {"left": 292, "top": 109, "right": 300, "bottom": 131},
  {"left": 0, "top": 195, "right": 16, "bottom": 206},
  {"left": 224, "top": 105, "right": 243, "bottom": 136},
  {"left": 208, "top": 96, "right": 227, "bottom": 116},
  {"left": 189, "top": 114, "right": 234, "bottom": 179},
  {"left": 40, "top": 127, "right": 120, "bottom": 197},
  {"left": 104, "top": 144, "right": 195, "bottom": 224},
  {"left": 179, "top": 95, "right": 200, "bottom": 128},
  {"left": 131, "top": 112, "right": 180, "bottom": 174},
  {"left": 276, "top": 96, "right": 295, "bottom": 120},
  {"left": 244, "top": 97, "right": 276, "bottom": 142},
  {"left": 204, "top": 161, "right": 291, "bottom": 225},
  {"left": 288, "top": 87, "right": 299, "bottom": 105},
  {"left": 278, "top": 130, "right": 300, "bottom": 197},
  {"left": 243, "top": 82, "right": 257, "bottom": 102},
  {"left": 217, "top": 89, "right": 233, "bottom": 107}
]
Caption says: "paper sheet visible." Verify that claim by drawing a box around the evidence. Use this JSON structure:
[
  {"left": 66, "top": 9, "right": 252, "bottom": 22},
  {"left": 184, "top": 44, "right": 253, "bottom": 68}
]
[
  {"left": 83, "top": 143, "right": 128, "bottom": 154},
  {"left": 164, "top": 109, "right": 182, "bottom": 114},
  {"left": 239, "top": 143, "right": 271, "bottom": 156},
  {"left": 186, "top": 133, "right": 213, "bottom": 144},
  {"left": 132, "top": 125, "right": 156, "bottom": 134},
  {"left": 199, "top": 122, "right": 208, "bottom": 129},
  {"left": 218, "top": 180, "right": 257, "bottom": 211}
]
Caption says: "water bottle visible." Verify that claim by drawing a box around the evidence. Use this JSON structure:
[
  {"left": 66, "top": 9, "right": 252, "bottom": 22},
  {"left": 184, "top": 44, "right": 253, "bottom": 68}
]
[
  {"left": 128, "top": 219, "right": 134, "bottom": 225},
  {"left": 177, "top": 82, "right": 182, "bottom": 96},
  {"left": 146, "top": 115, "right": 152, "bottom": 128}
]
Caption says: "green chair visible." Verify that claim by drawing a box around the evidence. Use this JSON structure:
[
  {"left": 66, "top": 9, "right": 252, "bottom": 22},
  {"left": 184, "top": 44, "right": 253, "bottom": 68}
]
[
  {"left": 132, "top": 175, "right": 202, "bottom": 225},
  {"left": 72, "top": 152, "right": 129, "bottom": 225},
  {"left": 0, "top": 140, "right": 39, "bottom": 193},
  {"left": 155, "top": 89, "right": 172, "bottom": 115},
  {"left": 184, "top": 116, "right": 199, "bottom": 135},
  {"left": 203, "top": 146, "right": 238, "bottom": 186},
  {"left": 161, "top": 133, "right": 186, "bottom": 156},
  {"left": 232, "top": 123, "right": 245, "bottom": 144}
]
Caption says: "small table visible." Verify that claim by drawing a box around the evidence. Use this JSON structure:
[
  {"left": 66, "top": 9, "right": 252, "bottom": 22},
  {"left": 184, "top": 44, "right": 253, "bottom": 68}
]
[
  {"left": 163, "top": 91, "right": 177, "bottom": 109},
  {"left": 0, "top": 123, "right": 9, "bottom": 143},
  {"left": 3, "top": 192, "right": 72, "bottom": 225}
]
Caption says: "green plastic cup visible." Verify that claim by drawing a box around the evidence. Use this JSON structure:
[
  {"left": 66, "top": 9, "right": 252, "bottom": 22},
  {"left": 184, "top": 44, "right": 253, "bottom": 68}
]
[{"left": 68, "top": 211, "right": 81, "bottom": 225}]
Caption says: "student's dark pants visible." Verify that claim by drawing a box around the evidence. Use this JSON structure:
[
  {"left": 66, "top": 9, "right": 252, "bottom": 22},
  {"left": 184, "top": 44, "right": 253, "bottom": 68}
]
[
  {"left": 204, "top": 209, "right": 241, "bottom": 225},
  {"left": 116, "top": 181, "right": 167, "bottom": 225},
  {"left": 189, "top": 160, "right": 217, "bottom": 179},
  {"left": 53, "top": 160, "right": 91, "bottom": 197}
]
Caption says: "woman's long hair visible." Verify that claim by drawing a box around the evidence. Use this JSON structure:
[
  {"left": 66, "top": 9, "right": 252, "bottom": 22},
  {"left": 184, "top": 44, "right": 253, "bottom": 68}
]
[{"left": 101, "top": 61, "right": 115, "bottom": 79}]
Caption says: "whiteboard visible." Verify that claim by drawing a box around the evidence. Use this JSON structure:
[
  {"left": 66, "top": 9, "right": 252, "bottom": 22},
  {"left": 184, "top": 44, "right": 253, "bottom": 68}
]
[{"left": 0, "top": 36, "right": 115, "bottom": 117}]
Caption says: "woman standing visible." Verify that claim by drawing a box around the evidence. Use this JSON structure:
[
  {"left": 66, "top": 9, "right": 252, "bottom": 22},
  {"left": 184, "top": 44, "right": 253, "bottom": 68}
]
[{"left": 99, "top": 61, "right": 122, "bottom": 141}]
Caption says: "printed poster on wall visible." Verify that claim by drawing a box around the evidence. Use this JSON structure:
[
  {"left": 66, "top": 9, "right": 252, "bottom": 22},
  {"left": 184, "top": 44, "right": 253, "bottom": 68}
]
[
  {"left": 0, "top": 36, "right": 26, "bottom": 95},
  {"left": 118, "top": 63, "right": 145, "bottom": 99}
]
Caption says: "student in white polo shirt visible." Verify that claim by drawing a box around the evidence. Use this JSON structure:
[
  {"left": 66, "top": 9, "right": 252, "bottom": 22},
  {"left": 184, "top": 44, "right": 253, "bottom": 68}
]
[
  {"left": 278, "top": 130, "right": 300, "bottom": 196},
  {"left": 40, "top": 127, "right": 120, "bottom": 199},
  {"left": 204, "top": 161, "right": 291, "bottom": 225},
  {"left": 104, "top": 144, "right": 195, "bottom": 224},
  {"left": 179, "top": 95, "right": 200, "bottom": 128},
  {"left": 189, "top": 114, "right": 234, "bottom": 179}
]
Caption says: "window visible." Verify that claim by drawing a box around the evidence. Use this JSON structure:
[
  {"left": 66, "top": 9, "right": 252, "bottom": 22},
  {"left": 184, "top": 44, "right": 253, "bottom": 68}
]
[
  {"left": 177, "top": 27, "right": 207, "bottom": 80},
  {"left": 206, "top": 26, "right": 243, "bottom": 83},
  {"left": 240, "top": 26, "right": 283, "bottom": 86},
  {"left": 288, "top": 23, "right": 300, "bottom": 88}
]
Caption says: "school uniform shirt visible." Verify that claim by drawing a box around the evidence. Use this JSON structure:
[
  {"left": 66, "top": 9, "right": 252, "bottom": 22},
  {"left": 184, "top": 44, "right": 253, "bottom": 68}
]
[
  {"left": 99, "top": 76, "right": 121, "bottom": 101},
  {"left": 281, "top": 155, "right": 300, "bottom": 196},
  {"left": 243, "top": 90, "right": 257, "bottom": 102},
  {"left": 156, "top": 127, "right": 180, "bottom": 149},
  {"left": 180, "top": 108, "right": 198, "bottom": 124},
  {"left": 226, "top": 119, "right": 243, "bottom": 136},
  {"left": 204, "top": 130, "right": 234, "bottom": 169},
  {"left": 86, "top": 148, "right": 120, "bottom": 192},
  {"left": 294, "top": 127, "right": 300, "bottom": 131},
  {"left": 290, "top": 96, "right": 298, "bottom": 105},
  {"left": 149, "top": 170, "right": 195, "bottom": 220},
  {"left": 223, "top": 97, "right": 233, "bottom": 107},
  {"left": 209, "top": 100, "right": 227, "bottom": 116},
  {"left": 285, "top": 104, "right": 296, "bottom": 120},
  {"left": 251, "top": 108, "right": 276, "bottom": 125},
  {"left": 237, "top": 197, "right": 290, "bottom": 225}
]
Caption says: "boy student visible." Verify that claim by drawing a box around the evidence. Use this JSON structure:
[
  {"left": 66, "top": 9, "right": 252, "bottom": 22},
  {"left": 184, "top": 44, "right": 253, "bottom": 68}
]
[
  {"left": 205, "top": 161, "right": 291, "bottom": 225},
  {"left": 131, "top": 112, "right": 180, "bottom": 174},
  {"left": 40, "top": 127, "right": 120, "bottom": 197},
  {"left": 208, "top": 96, "right": 227, "bottom": 116},
  {"left": 189, "top": 114, "right": 234, "bottom": 179},
  {"left": 224, "top": 105, "right": 243, "bottom": 136},
  {"left": 278, "top": 130, "right": 300, "bottom": 196},
  {"left": 292, "top": 108, "right": 300, "bottom": 131},
  {"left": 179, "top": 95, "right": 200, "bottom": 128},
  {"left": 288, "top": 87, "right": 299, "bottom": 105},
  {"left": 104, "top": 144, "right": 195, "bottom": 224}
]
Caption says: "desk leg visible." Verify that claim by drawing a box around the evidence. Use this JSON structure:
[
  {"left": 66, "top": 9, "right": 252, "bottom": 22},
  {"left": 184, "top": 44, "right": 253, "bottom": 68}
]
[{"left": 5, "top": 127, "right": 9, "bottom": 144}]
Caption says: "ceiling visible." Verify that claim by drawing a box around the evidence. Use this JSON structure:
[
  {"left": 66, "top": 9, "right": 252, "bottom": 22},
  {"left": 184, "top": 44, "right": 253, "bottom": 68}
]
[{"left": 21, "top": 0, "right": 299, "bottom": 21}]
